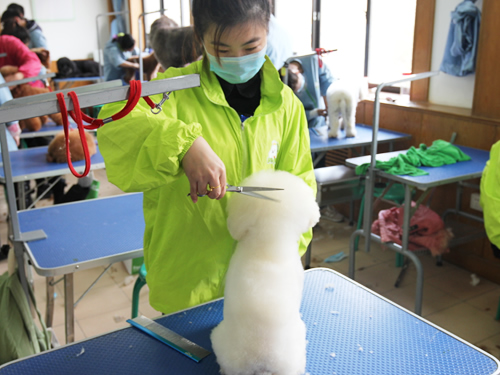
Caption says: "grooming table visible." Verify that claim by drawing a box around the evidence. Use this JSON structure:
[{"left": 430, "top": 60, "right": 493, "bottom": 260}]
[
  {"left": 19, "top": 116, "right": 78, "bottom": 139},
  {"left": 0, "top": 268, "right": 497, "bottom": 374},
  {"left": 309, "top": 123, "right": 411, "bottom": 161},
  {"left": 18, "top": 193, "right": 144, "bottom": 343},
  {"left": 0, "top": 145, "right": 104, "bottom": 183},
  {"left": 346, "top": 145, "right": 490, "bottom": 315},
  {"left": 53, "top": 76, "right": 103, "bottom": 90}
]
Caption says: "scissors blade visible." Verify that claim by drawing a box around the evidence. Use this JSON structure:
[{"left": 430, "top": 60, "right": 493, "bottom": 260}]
[
  {"left": 240, "top": 191, "right": 280, "bottom": 202},
  {"left": 226, "top": 185, "right": 284, "bottom": 193}
]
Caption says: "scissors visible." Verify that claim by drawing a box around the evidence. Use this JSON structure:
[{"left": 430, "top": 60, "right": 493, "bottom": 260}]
[{"left": 188, "top": 184, "right": 284, "bottom": 202}]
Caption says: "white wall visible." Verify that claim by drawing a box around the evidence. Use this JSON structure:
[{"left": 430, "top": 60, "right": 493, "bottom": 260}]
[
  {"left": 0, "top": 0, "right": 109, "bottom": 61},
  {"left": 428, "top": 0, "right": 483, "bottom": 108}
]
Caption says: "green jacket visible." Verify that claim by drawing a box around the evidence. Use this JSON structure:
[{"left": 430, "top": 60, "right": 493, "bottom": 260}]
[
  {"left": 481, "top": 140, "right": 500, "bottom": 249},
  {"left": 97, "top": 57, "right": 316, "bottom": 314}
]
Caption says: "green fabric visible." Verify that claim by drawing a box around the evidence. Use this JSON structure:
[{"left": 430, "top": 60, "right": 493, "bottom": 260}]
[
  {"left": 355, "top": 140, "right": 471, "bottom": 176},
  {"left": 0, "top": 270, "right": 50, "bottom": 365},
  {"left": 480, "top": 140, "right": 500, "bottom": 249},
  {"left": 97, "top": 56, "right": 316, "bottom": 314}
]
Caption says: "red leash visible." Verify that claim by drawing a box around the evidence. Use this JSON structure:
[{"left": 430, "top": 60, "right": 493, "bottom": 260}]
[
  {"left": 315, "top": 48, "right": 337, "bottom": 68},
  {"left": 56, "top": 80, "right": 162, "bottom": 178}
]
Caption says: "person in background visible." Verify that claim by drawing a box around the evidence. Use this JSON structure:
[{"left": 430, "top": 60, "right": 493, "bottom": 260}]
[
  {"left": 103, "top": 33, "right": 140, "bottom": 84},
  {"left": 0, "top": 34, "right": 43, "bottom": 88},
  {"left": 1, "top": 5, "right": 48, "bottom": 49},
  {"left": 286, "top": 54, "right": 334, "bottom": 129},
  {"left": 286, "top": 54, "right": 344, "bottom": 222},
  {"left": 98, "top": 0, "right": 315, "bottom": 315}
]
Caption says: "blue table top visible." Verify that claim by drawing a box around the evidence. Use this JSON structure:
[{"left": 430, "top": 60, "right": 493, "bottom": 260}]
[
  {"left": 346, "top": 145, "right": 489, "bottom": 188},
  {"left": 0, "top": 269, "right": 497, "bottom": 374},
  {"left": 19, "top": 193, "right": 144, "bottom": 276},
  {"left": 20, "top": 116, "right": 77, "bottom": 139},
  {"left": 0, "top": 145, "right": 105, "bottom": 182},
  {"left": 309, "top": 124, "right": 411, "bottom": 153}
]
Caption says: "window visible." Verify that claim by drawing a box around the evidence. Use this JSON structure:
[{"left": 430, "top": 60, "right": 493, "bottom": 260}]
[
  {"left": 142, "top": 0, "right": 187, "bottom": 49},
  {"left": 274, "top": 0, "right": 313, "bottom": 54},
  {"left": 367, "top": 0, "right": 416, "bottom": 83},
  {"left": 274, "top": 0, "right": 416, "bottom": 88},
  {"left": 320, "top": 1, "right": 367, "bottom": 80}
]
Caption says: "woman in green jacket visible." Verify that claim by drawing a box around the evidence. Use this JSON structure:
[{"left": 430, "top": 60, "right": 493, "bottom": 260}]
[{"left": 97, "top": 0, "right": 316, "bottom": 314}]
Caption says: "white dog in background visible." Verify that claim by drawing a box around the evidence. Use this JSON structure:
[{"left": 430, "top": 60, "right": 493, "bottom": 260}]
[
  {"left": 211, "top": 170, "right": 320, "bottom": 375},
  {"left": 327, "top": 78, "right": 368, "bottom": 139}
]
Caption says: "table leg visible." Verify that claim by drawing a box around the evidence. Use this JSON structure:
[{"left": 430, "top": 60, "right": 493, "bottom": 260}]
[
  {"left": 46, "top": 277, "right": 55, "bottom": 328},
  {"left": 401, "top": 184, "right": 424, "bottom": 315},
  {"left": 64, "top": 274, "right": 75, "bottom": 343}
]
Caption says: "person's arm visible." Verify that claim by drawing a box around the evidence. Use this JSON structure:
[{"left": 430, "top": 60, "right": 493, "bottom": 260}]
[
  {"left": 276, "top": 93, "right": 317, "bottom": 255},
  {"left": 97, "top": 68, "right": 226, "bottom": 202},
  {"left": 29, "top": 29, "right": 48, "bottom": 49},
  {"left": 119, "top": 60, "right": 139, "bottom": 70},
  {"left": 9, "top": 37, "right": 41, "bottom": 79}
]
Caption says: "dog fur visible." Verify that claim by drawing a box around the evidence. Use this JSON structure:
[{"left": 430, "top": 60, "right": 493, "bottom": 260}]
[
  {"left": 11, "top": 84, "right": 63, "bottom": 131},
  {"left": 210, "top": 170, "right": 320, "bottom": 375},
  {"left": 56, "top": 57, "right": 101, "bottom": 78},
  {"left": 46, "top": 130, "right": 96, "bottom": 163},
  {"left": 327, "top": 78, "right": 367, "bottom": 139}
]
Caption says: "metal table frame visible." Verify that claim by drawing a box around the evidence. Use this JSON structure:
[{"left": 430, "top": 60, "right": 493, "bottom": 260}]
[
  {"left": 342, "top": 71, "right": 490, "bottom": 316},
  {"left": 0, "top": 74, "right": 200, "bottom": 343}
]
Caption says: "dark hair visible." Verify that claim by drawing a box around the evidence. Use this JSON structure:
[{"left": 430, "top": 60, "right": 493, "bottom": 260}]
[
  {"left": 113, "top": 33, "right": 135, "bottom": 50},
  {"left": 1, "top": 19, "right": 30, "bottom": 45},
  {"left": 286, "top": 69, "right": 299, "bottom": 91},
  {"left": 192, "top": 0, "right": 270, "bottom": 60},
  {"left": 7, "top": 3, "right": 24, "bottom": 17},
  {"left": 1, "top": 9, "right": 20, "bottom": 23},
  {"left": 151, "top": 25, "right": 203, "bottom": 69}
]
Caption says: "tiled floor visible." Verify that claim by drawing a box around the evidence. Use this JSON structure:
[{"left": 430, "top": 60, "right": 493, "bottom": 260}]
[{"left": 1, "top": 169, "right": 500, "bottom": 360}]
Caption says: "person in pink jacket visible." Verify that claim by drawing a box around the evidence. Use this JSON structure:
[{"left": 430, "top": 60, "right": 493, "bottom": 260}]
[{"left": 0, "top": 34, "right": 42, "bottom": 88}]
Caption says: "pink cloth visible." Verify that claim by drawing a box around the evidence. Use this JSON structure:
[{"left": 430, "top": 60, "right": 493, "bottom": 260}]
[
  {"left": 371, "top": 202, "right": 453, "bottom": 256},
  {"left": 0, "top": 35, "right": 43, "bottom": 88}
]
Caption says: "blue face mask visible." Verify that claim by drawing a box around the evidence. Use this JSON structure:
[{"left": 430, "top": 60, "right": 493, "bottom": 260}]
[{"left": 205, "top": 46, "right": 267, "bottom": 84}]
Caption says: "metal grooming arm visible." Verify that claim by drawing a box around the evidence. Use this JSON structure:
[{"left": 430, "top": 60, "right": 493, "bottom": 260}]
[
  {"left": 362, "top": 71, "right": 439, "bottom": 253},
  {"left": 0, "top": 74, "right": 200, "bottom": 303},
  {"left": 0, "top": 73, "right": 56, "bottom": 89}
]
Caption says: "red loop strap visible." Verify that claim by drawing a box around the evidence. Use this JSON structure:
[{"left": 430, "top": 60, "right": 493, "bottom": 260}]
[
  {"left": 315, "top": 48, "right": 336, "bottom": 68},
  {"left": 56, "top": 92, "right": 91, "bottom": 178},
  {"left": 56, "top": 80, "right": 156, "bottom": 178}
]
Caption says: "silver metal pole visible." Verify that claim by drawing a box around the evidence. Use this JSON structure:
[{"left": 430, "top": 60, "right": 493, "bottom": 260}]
[
  {"left": 363, "top": 71, "right": 439, "bottom": 253},
  {"left": 0, "top": 73, "right": 56, "bottom": 89},
  {"left": 95, "top": 11, "right": 130, "bottom": 81},
  {"left": 0, "top": 74, "right": 200, "bottom": 123}
]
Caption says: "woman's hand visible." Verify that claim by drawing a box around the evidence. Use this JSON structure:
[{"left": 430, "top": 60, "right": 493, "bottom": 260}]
[{"left": 182, "top": 136, "right": 227, "bottom": 203}]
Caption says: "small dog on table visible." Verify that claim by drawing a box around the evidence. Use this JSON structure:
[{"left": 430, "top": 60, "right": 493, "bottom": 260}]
[
  {"left": 327, "top": 78, "right": 368, "bottom": 139},
  {"left": 46, "top": 130, "right": 96, "bottom": 163},
  {"left": 211, "top": 170, "right": 320, "bottom": 375}
]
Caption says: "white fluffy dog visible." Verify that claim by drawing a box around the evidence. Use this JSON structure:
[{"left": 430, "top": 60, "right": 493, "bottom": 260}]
[
  {"left": 211, "top": 170, "right": 320, "bottom": 375},
  {"left": 327, "top": 78, "right": 367, "bottom": 139}
]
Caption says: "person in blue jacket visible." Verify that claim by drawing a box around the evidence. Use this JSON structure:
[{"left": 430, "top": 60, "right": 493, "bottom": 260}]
[
  {"left": 103, "top": 33, "right": 140, "bottom": 83},
  {"left": 1, "top": 6, "right": 48, "bottom": 49},
  {"left": 286, "top": 53, "right": 333, "bottom": 128}
]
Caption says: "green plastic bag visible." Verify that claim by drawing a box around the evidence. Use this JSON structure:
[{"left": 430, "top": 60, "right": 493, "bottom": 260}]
[{"left": 0, "top": 269, "right": 51, "bottom": 365}]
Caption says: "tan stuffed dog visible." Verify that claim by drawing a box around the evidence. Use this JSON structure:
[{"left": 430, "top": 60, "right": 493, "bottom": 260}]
[
  {"left": 46, "top": 130, "right": 96, "bottom": 163},
  {"left": 11, "top": 84, "right": 63, "bottom": 132}
]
